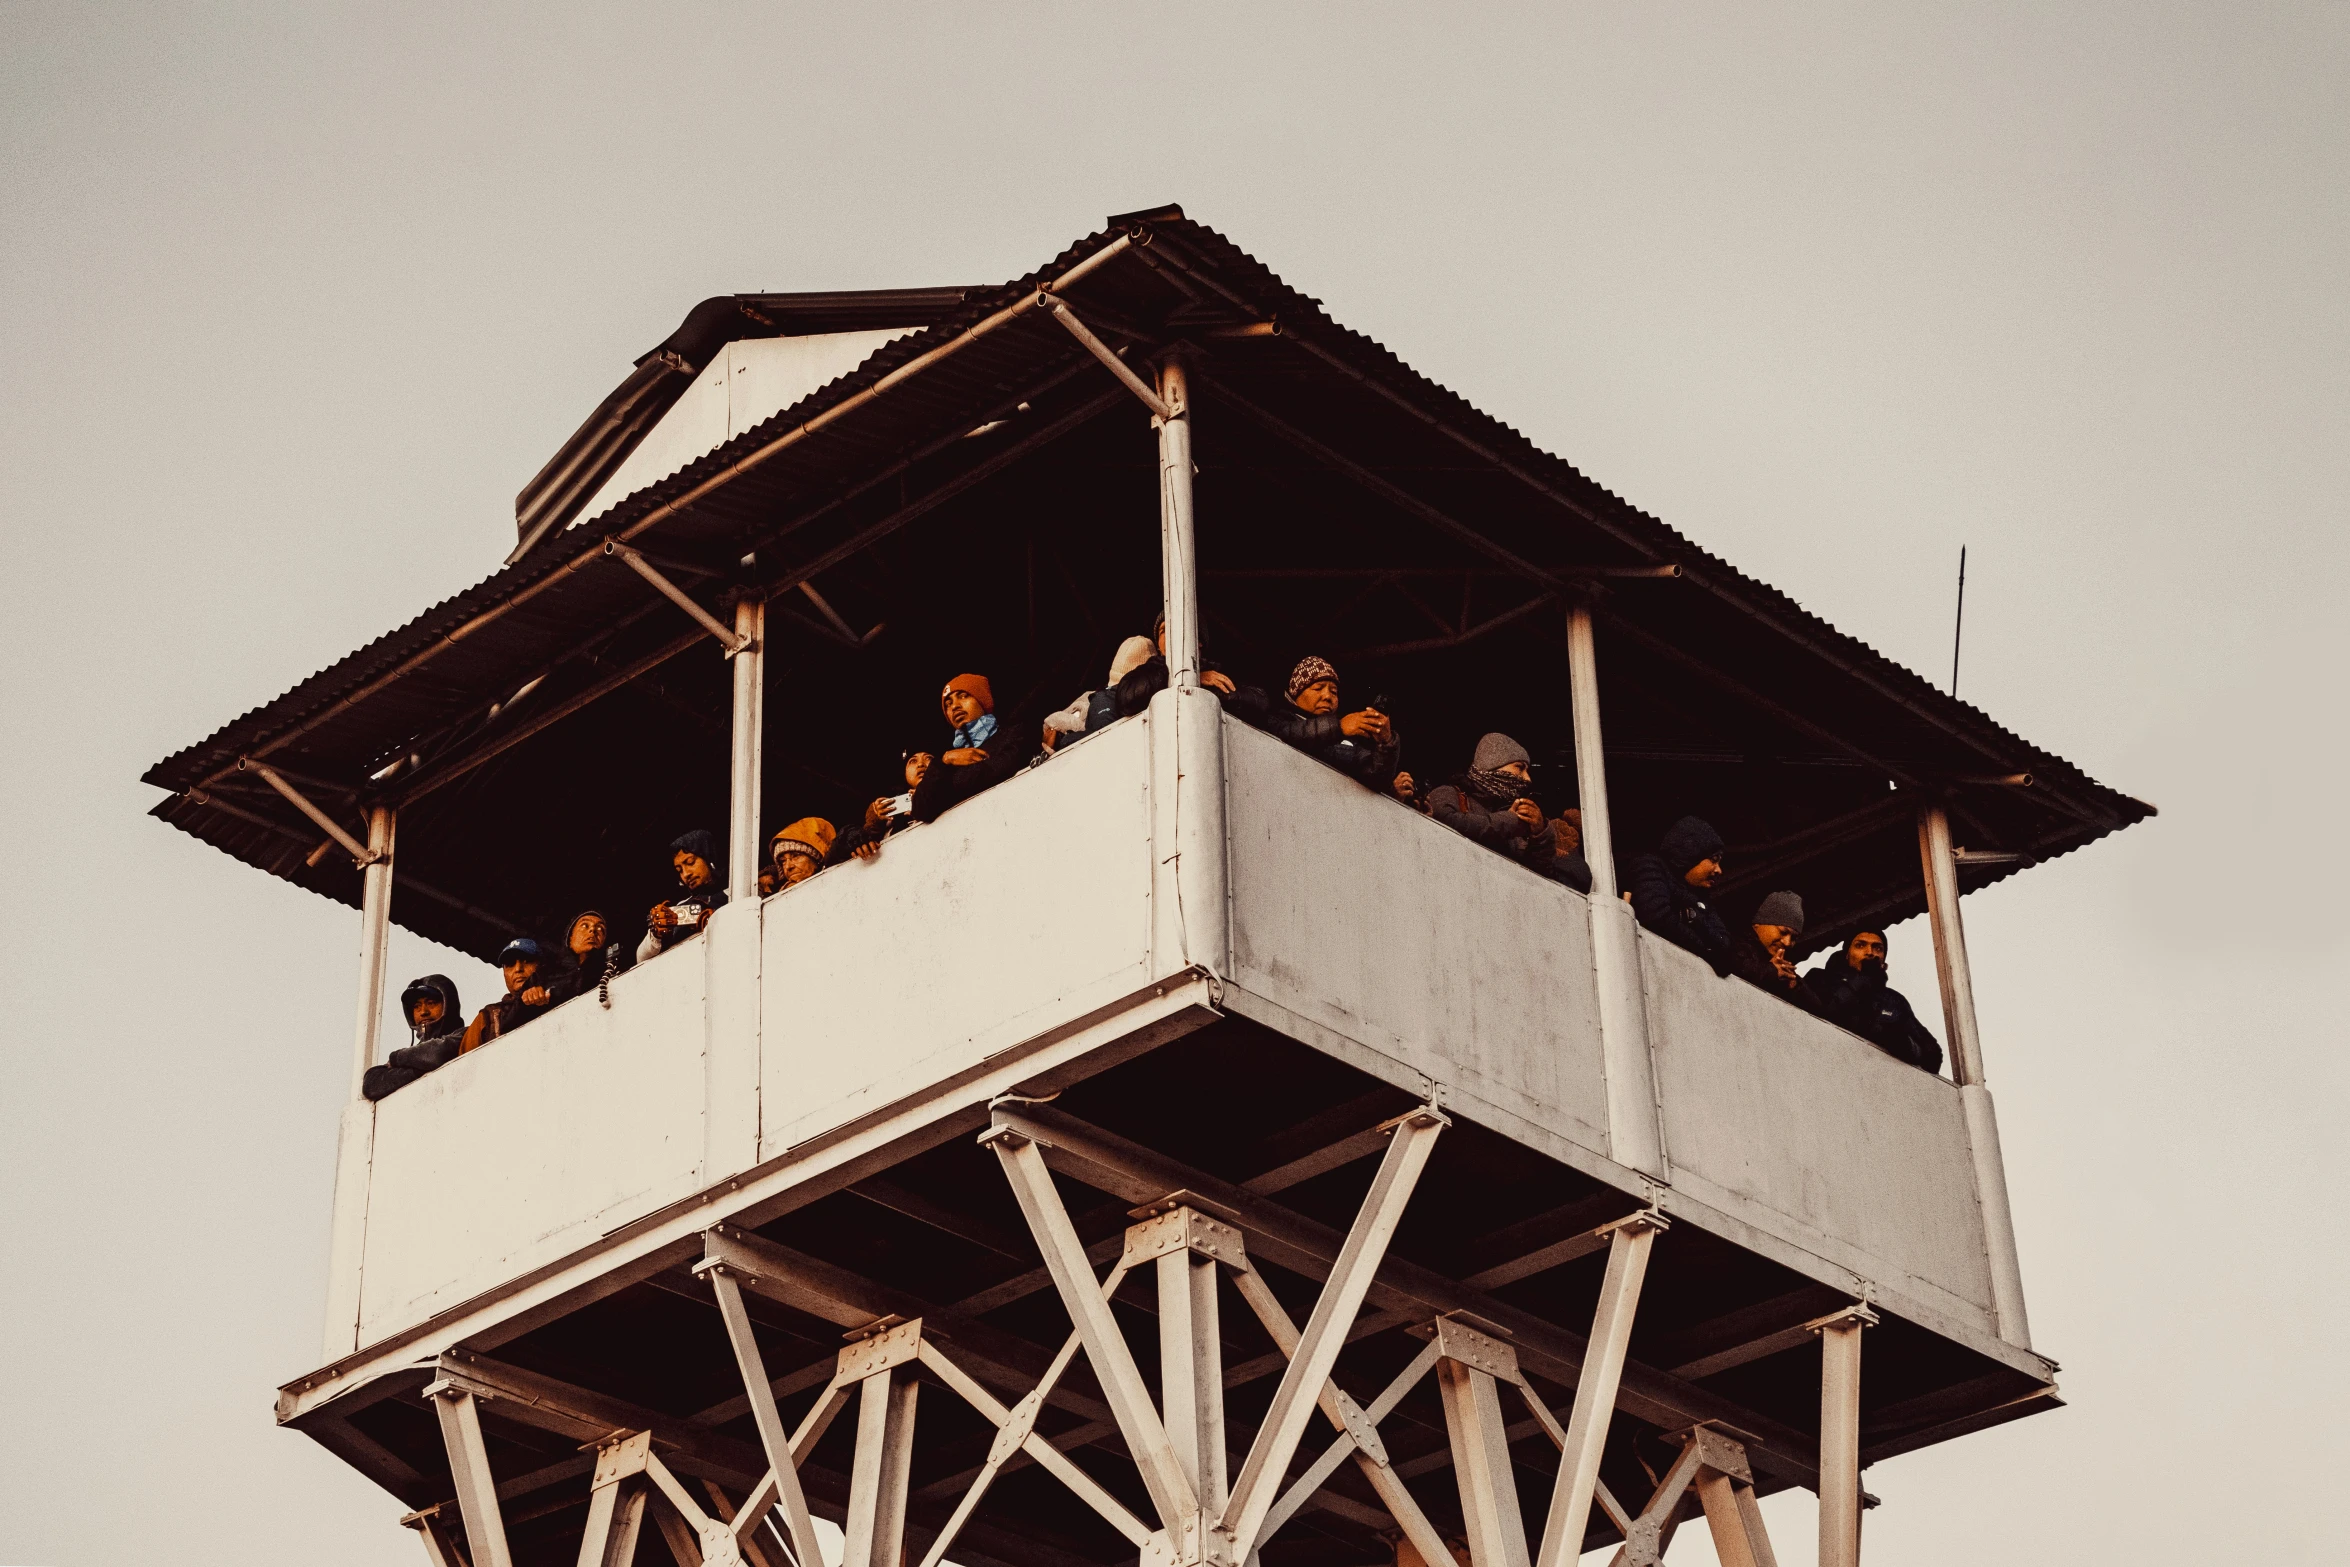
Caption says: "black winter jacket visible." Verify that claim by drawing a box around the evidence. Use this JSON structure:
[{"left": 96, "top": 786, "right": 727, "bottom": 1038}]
[
  {"left": 547, "top": 943, "right": 630, "bottom": 1006},
  {"left": 362, "top": 974, "right": 466, "bottom": 1101},
  {"left": 1425, "top": 784, "right": 1594, "bottom": 893},
  {"left": 1627, "top": 854, "right": 1733, "bottom": 974},
  {"left": 1229, "top": 692, "right": 1403, "bottom": 790},
  {"left": 1806, "top": 958, "right": 1943, "bottom": 1073},
  {"left": 1728, "top": 930, "right": 1821, "bottom": 1013},
  {"left": 911, "top": 723, "right": 1029, "bottom": 822}
]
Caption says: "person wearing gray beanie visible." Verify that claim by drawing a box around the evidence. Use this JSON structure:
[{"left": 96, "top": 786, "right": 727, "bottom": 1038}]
[
  {"left": 1423, "top": 733, "right": 1593, "bottom": 893},
  {"left": 1729, "top": 888, "right": 1820, "bottom": 1013}
]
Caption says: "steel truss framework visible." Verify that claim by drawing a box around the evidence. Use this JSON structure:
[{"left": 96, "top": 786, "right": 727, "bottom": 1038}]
[{"left": 392, "top": 1102, "right": 1883, "bottom": 1567}]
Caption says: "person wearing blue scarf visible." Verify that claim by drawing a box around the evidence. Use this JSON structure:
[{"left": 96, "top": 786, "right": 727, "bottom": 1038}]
[{"left": 912, "top": 672, "right": 1026, "bottom": 822}]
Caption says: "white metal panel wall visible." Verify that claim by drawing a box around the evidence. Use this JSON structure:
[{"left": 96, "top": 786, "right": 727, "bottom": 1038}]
[
  {"left": 573, "top": 329, "right": 912, "bottom": 528},
  {"left": 1642, "top": 937, "right": 1998, "bottom": 1323},
  {"left": 1224, "top": 719, "right": 1611, "bottom": 1145},
  {"left": 356, "top": 951, "right": 709, "bottom": 1341},
  {"left": 759, "top": 715, "right": 1156, "bottom": 1156}
]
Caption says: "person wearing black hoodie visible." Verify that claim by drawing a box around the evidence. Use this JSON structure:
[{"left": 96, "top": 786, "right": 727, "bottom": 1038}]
[
  {"left": 545, "top": 910, "right": 629, "bottom": 1007},
  {"left": 362, "top": 975, "right": 466, "bottom": 1101},
  {"left": 1424, "top": 732, "right": 1593, "bottom": 893},
  {"left": 1627, "top": 816, "right": 1734, "bottom": 974},
  {"left": 1806, "top": 930, "right": 1944, "bottom": 1074},
  {"left": 639, "top": 829, "right": 728, "bottom": 961}
]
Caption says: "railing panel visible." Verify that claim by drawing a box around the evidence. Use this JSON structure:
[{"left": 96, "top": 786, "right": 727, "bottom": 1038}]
[
  {"left": 1643, "top": 936, "right": 1997, "bottom": 1322},
  {"left": 759, "top": 713, "right": 1156, "bottom": 1156},
  {"left": 357, "top": 949, "right": 709, "bottom": 1342},
  {"left": 1224, "top": 718, "right": 1611, "bottom": 1145}
]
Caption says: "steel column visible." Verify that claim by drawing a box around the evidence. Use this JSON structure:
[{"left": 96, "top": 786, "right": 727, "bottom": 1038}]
[
  {"left": 728, "top": 596, "right": 767, "bottom": 902},
  {"left": 1437, "top": 1357, "right": 1532, "bottom": 1567},
  {"left": 576, "top": 1433, "right": 654, "bottom": 1567},
  {"left": 1567, "top": 603, "right": 1665, "bottom": 1179},
  {"left": 1694, "top": 1469, "right": 1777, "bottom": 1567},
  {"left": 352, "top": 803, "right": 396, "bottom": 1095},
  {"left": 840, "top": 1369, "right": 921, "bottom": 1567},
  {"left": 1159, "top": 1247, "right": 1229, "bottom": 1514},
  {"left": 430, "top": 1386, "right": 515, "bottom": 1567},
  {"left": 1532, "top": 1216, "right": 1662, "bottom": 1567},
  {"left": 1919, "top": 803, "right": 2031, "bottom": 1347},
  {"left": 1817, "top": 1313, "right": 1869, "bottom": 1567},
  {"left": 1157, "top": 355, "right": 1201, "bottom": 687}
]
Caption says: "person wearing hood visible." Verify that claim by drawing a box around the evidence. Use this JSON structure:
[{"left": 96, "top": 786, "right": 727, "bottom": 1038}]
[
  {"left": 545, "top": 911, "right": 628, "bottom": 1007},
  {"left": 362, "top": 975, "right": 465, "bottom": 1100},
  {"left": 1806, "top": 929, "right": 1943, "bottom": 1073},
  {"left": 1729, "top": 891, "right": 1820, "bottom": 1013},
  {"left": 463, "top": 939, "right": 558, "bottom": 1051},
  {"left": 1627, "top": 816, "right": 1734, "bottom": 974},
  {"left": 1103, "top": 617, "right": 1240, "bottom": 717},
  {"left": 910, "top": 674, "right": 1027, "bottom": 821},
  {"left": 837, "top": 753, "right": 934, "bottom": 861},
  {"left": 768, "top": 817, "right": 838, "bottom": 887},
  {"left": 1231, "top": 655, "right": 1402, "bottom": 790},
  {"left": 639, "top": 829, "right": 728, "bottom": 961},
  {"left": 1424, "top": 733, "right": 1593, "bottom": 892}
]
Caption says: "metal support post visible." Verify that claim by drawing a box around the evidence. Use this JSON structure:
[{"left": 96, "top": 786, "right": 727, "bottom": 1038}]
[
  {"left": 705, "top": 1266, "right": 824, "bottom": 1567},
  {"left": 352, "top": 803, "right": 397, "bottom": 1095},
  {"left": 1437, "top": 1356, "right": 1532, "bottom": 1567},
  {"left": 1919, "top": 803, "right": 2032, "bottom": 1347},
  {"left": 429, "top": 1384, "right": 515, "bottom": 1567},
  {"left": 1566, "top": 601, "right": 1665, "bottom": 1179},
  {"left": 402, "top": 1507, "right": 471, "bottom": 1567},
  {"left": 1223, "top": 1109, "right": 1447, "bottom": 1560},
  {"left": 727, "top": 595, "right": 767, "bottom": 902},
  {"left": 575, "top": 1433, "right": 653, "bottom": 1567},
  {"left": 1815, "top": 1308, "right": 1872, "bottom": 1567},
  {"left": 1532, "top": 1214, "right": 1665, "bottom": 1567},
  {"left": 1157, "top": 355, "right": 1201, "bottom": 687},
  {"left": 840, "top": 1368, "right": 920, "bottom": 1567},
  {"left": 985, "top": 1130, "right": 1200, "bottom": 1535},
  {"left": 1158, "top": 1242, "right": 1229, "bottom": 1515}
]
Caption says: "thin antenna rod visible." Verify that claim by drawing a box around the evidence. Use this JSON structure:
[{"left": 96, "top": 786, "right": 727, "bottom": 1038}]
[{"left": 1950, "top": 545, "right": 1968, "bottom": 697}]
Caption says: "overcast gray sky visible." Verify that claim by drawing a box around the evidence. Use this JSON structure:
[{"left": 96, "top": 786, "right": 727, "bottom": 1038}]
[{"left": 3, "top": 4, "right": 2343, "bottom": 1563}]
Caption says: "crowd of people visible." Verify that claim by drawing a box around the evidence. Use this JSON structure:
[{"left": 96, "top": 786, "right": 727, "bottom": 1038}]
[{"left": 361, "top": 624, "right": 1941, "bottom": 1099}]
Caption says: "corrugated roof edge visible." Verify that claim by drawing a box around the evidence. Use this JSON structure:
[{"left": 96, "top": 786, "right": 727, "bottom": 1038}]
[{"left": 144, "top": 208, "right": 2149, "bottom": 857}]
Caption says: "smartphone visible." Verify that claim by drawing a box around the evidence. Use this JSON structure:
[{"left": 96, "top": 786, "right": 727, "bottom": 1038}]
[{"left": 882, "top": 792, "right": 914, "bottom": 818}]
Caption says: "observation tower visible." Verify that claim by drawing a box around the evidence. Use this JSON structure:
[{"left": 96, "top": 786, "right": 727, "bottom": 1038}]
[{"left": 144, "top": 207, "right": 2148, "bottom": 1567}]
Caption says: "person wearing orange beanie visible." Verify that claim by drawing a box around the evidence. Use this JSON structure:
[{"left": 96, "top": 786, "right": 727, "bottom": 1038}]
[{"left": 912, "top": 670, "right": 1024, "bottom": 822}]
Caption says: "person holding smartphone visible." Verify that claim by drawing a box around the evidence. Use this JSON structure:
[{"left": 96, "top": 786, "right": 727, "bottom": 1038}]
[{"left": 638, "top": 829, "right": 727, "bottom": 961}]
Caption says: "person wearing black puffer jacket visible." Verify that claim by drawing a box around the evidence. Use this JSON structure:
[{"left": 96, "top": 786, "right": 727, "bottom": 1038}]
[
  {"left": 1805, "top": 929, "right": 1943, "bottom": 1074},
  {"left": 1627, "top": 815, "right": 1734, "bottom": 974},
  {"left": 1425, "top": 732, "right": 1593, "bottom": 893},
  {"left": 362, "top": 975, "right": 465, "bottom": 1101},
  {"left": 1227, "top": 654, "right": 1403, "bottom": 792}
]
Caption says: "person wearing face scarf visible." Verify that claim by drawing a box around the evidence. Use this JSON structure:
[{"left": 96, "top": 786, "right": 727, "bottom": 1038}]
[
  {"left": 910, "top": 673, "right": 1027, "bottom": 821},
  {"left": 1422, "top": 732, "right": 1590, "bottom": 891},
  {"left": 361, "top": 974, "right": 466, "bottom": 1100},
  {"left": 1626, "top": 815, "right": 1735, "bottom": 975},
  {"left": 1805, "top": 929, "right": 1943, "bottom": 1073}
]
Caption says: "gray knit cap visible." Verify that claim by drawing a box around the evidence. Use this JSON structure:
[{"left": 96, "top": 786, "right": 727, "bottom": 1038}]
[
  {"left": 1752, "top": 890, "right": 1805, "bottom": 933},
  {"left": 1470, "top": 732, "right": 1529, "bottom": 772}
]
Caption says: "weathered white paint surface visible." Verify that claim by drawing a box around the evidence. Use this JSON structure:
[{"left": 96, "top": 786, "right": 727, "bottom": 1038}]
[
  {"left": 573, "top": 329, "right": 911, "bottom": 528},
  {"left": 1643, "top": 936, "right": 1996, "bottom": 1323},
  {"left": 760, "top": 713, "right": 1155, "bottom": 1156},
  {"left": 345, "top": 717, "right": 1157, "bottom": 1347},
  {"left": 1224, "top": 719, "right": 1611, "bottom": 1146},
  {"left": 358, "top": 946, "right": 709, "bottom": 1339}
]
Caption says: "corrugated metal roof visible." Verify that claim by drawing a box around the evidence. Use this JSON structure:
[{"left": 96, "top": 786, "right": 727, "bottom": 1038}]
[{"left": 143, "top": 207, "right": 2149, "bottom": 960}]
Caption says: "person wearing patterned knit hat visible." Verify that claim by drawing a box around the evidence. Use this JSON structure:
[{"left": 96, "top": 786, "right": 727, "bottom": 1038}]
[
  {"left": 1232, "top": 654, "right": 1403, "bottom": 791},
  {"left": 1729, "top": 889, "right": 1820, "bottom": 1013},
  {"left": 911, "top": 672, "right": 1028, "bottom": 822}
]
